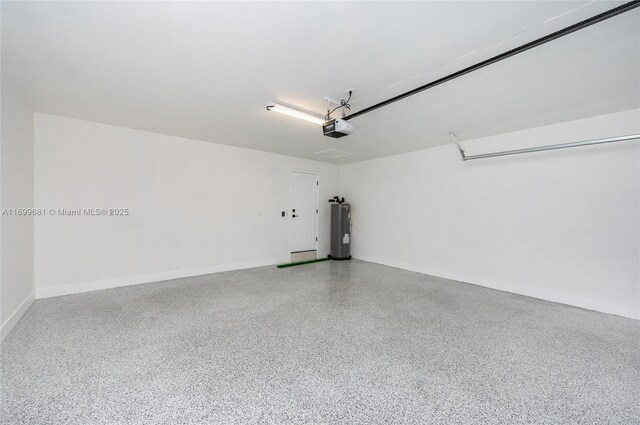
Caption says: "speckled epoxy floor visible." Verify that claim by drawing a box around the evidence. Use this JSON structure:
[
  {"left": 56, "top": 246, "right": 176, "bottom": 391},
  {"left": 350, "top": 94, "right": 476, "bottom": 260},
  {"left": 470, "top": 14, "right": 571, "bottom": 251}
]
[{"left": 1, "top": 260, "right": 639, "bottom": 424}]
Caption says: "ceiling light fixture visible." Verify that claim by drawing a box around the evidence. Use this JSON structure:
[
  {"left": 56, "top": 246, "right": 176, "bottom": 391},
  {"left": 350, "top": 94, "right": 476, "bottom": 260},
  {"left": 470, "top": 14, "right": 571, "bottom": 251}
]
[{"left": 266, "top": 102, "right": 325, "bottom": 125}]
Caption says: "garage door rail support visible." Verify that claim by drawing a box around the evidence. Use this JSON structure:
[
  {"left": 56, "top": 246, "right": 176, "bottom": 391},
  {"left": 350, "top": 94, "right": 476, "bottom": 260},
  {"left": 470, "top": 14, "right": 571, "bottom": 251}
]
[{"left": 448, "top": 133, "right": 640, "bottom": 161}]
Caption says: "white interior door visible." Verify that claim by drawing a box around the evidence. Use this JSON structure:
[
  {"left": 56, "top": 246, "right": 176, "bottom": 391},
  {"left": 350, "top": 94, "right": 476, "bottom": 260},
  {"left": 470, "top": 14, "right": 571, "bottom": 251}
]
[{"left": 290, "top": 171, "right": 318, "bottom": 253}]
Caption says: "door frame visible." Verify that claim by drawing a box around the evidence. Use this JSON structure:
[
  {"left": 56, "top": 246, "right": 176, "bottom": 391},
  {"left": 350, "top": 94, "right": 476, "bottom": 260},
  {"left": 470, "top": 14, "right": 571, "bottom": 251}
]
[{"left": 289, "top": 170, "right": 319, "bottom": 255}]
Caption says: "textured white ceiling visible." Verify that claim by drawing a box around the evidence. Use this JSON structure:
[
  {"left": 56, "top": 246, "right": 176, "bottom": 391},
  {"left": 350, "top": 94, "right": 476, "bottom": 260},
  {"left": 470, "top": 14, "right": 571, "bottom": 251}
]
[{"left": 2, "top": 1, "right": 638, "bottom": 163}]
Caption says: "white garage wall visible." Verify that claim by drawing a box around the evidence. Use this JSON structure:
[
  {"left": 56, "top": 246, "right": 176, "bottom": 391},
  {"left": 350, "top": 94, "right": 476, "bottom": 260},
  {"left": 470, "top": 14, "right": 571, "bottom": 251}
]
[
  {"left": 1, "top": 77, "right": 35, "bottom": 340},
  {"left": 340, "top": 109, "right": 640, "bottom": 319},
  {"left": 29, "top": 109, "right": 640, "bottom": 320},
  {"left": 34, "top": 114, "right": 339, "bottom": 297}
]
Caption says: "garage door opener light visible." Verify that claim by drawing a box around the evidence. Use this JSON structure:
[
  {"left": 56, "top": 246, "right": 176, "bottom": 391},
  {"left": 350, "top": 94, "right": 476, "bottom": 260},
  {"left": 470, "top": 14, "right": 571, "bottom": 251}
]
[{"left": 265, "top": 102, "right": 325, "bottom": 126}]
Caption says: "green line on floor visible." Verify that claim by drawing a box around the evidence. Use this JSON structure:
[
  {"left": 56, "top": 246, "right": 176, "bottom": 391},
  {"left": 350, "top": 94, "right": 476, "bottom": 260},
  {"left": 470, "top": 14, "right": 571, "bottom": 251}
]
[{"left": 277, "top": 257, "right": 330, "bottom": 268}]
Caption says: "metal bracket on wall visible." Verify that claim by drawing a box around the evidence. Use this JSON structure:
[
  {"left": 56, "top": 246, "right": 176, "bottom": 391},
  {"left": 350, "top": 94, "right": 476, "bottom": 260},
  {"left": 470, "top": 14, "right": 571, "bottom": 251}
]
[
  {"left": 449, "top": 133, "right": 640, "bottom": 162},
  {"left": 448, "top": 132, "right": 466, "bottom": 160}
]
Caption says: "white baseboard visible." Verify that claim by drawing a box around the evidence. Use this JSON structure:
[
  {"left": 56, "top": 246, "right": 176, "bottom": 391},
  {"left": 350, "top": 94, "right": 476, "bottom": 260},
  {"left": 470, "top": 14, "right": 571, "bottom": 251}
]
[
  {"left": 35, "top": 256, "right": 291, "bottom": 299},
  {"left": 353, "top": 254, "right": 639, "bottom": 320},
  {"left": 1, "top": 291, "right": 35, "bottom": 341},
  {"left": 30, "top": 253, "right": 638, "bottom": 320}
]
